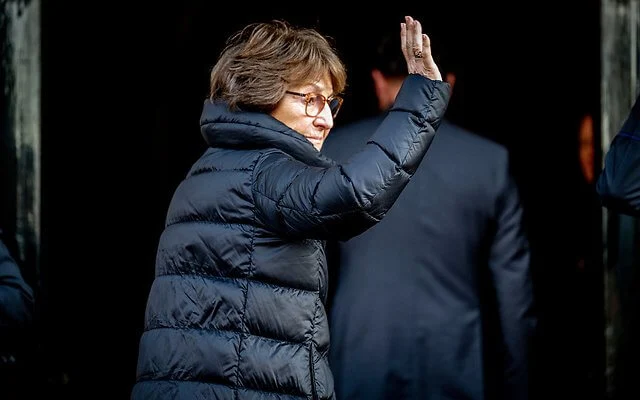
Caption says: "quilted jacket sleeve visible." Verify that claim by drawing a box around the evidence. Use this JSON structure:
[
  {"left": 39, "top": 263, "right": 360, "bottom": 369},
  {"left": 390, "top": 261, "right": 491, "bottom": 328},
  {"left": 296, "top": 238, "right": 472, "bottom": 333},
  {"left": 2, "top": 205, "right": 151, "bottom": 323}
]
[
  {"left": 597, "top": 93, "right": 640, "bottom": 216},
  {"left": 253, "top": 75, "right": 450, "bottom": 240}
]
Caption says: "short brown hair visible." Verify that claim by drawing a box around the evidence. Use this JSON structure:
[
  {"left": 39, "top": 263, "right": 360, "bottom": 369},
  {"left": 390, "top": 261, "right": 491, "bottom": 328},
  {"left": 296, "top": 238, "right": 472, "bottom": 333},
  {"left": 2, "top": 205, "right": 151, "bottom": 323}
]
[{"left": 209, "top": 20, "right": 347, "bottom": 113}]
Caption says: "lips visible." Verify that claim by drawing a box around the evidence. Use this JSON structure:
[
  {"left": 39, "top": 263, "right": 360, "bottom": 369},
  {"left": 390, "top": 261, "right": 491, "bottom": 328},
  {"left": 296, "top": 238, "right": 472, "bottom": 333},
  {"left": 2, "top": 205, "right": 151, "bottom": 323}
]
[{"left": 306, "top": 132, "right": 326, "bottom": 141}]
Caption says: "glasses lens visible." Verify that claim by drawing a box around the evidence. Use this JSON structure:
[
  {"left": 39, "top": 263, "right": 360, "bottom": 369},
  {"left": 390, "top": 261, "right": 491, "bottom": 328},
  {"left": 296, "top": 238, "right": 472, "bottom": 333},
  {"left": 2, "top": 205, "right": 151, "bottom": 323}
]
[
  {"left": 329, "top": 97, "right": 342, "bottom": 117},
  {"left": 305, "top": 94, "right": 323, "bottom": 117},
  {"left": 304, "top": 93, "right": 342, "bottom": 117}
]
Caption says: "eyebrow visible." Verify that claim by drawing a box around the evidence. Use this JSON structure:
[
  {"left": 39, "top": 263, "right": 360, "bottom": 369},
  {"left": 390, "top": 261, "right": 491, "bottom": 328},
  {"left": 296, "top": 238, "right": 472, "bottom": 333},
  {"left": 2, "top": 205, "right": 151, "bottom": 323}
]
[{"left": 301, "top": 82, "right": 332, "bottom": 95}]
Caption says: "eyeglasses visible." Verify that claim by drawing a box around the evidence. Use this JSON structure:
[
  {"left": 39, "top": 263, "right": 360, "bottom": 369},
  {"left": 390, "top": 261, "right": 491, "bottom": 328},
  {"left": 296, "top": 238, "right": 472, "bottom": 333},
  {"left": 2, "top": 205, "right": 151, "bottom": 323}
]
[{"left": 285, "top": 91, "right": 344, "bottom": 118}]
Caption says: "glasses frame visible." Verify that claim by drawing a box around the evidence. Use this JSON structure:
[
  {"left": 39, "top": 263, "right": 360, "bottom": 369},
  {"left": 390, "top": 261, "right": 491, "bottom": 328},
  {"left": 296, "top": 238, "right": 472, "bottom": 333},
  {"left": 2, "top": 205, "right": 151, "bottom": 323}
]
[{"left": 285, "top": 90, "right": 343, "bottom": 118}]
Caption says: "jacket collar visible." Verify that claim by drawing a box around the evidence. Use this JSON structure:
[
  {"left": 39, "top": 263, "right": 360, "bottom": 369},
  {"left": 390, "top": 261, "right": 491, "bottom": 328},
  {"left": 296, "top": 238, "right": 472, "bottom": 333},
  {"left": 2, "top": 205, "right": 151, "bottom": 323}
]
[{"left": 200, "top": 100, "right": 335, "bottom": 168}]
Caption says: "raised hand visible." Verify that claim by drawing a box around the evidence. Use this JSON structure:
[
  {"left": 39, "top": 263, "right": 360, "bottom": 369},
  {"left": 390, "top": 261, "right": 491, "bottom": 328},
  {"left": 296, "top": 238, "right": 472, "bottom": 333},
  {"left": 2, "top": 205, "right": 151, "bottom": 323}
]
[{"left": 400, "top": 16, "right": 442, "bottom": 81}]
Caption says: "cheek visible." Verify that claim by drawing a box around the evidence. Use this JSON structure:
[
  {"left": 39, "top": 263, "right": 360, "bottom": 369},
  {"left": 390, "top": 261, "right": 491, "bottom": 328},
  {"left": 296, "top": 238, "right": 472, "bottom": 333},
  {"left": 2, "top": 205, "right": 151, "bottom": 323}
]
[
  {"left": 270, "top": 106, "right": 285, "bottom": 123},
  {"left": 289, "top": 120, "right": 312, "bottom": 136},
  {"left": 286, "top": 121, "right": 305, "bottom": 135},
  {"left": 271, "top": 106, "right": 308, "bottom": 132}
]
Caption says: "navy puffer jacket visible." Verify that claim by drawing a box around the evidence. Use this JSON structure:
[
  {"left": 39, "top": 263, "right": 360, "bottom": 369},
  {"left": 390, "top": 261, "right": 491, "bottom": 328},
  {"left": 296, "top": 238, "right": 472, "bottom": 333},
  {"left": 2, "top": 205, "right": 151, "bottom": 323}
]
[{"left": 132, "top": 75, "right": 449, "bottom": 400}]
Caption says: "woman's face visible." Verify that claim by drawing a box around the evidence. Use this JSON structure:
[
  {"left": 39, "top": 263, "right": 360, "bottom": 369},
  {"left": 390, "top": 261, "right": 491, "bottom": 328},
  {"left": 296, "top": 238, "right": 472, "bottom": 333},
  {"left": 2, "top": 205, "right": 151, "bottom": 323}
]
[{"left": 270, "top": 74, "right": 336, "bottom": 151}]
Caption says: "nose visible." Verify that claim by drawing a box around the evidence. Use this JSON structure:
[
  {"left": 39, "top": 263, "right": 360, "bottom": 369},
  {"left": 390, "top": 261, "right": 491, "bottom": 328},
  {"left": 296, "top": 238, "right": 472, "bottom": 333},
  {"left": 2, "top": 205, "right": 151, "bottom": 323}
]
[{"left": 314, "top": 103, "right": 334, "bottom": 129}]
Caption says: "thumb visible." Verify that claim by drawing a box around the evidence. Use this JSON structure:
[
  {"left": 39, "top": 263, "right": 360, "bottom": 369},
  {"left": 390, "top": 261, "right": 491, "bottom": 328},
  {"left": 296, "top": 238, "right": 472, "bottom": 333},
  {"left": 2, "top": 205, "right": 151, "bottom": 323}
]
[{"left": 421, "top": 34, "right": 442, "bottom": 81}]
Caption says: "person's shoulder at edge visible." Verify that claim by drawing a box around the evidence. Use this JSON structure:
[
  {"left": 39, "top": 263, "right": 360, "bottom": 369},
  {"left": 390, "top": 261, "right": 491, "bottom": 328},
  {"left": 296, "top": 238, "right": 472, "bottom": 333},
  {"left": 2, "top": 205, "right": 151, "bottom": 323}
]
[{"left": 596, "top": 93, "right": 640, "bottom": 216}]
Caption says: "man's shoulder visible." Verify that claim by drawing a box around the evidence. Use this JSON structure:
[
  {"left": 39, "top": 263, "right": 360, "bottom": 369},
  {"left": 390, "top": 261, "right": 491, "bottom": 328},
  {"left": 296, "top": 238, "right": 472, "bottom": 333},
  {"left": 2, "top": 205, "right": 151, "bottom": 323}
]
[
  {"left": 330, "top": 116, "right": 385, "bottom": 140},
  {"left": 324, "top": 117, "right": 509, "bottom": 166},
  {"left": 438, "top": 121, "right": 507, "bottom": 158},
  {"left": 323, "top": 116, "right": 385, "bottom": 162}
]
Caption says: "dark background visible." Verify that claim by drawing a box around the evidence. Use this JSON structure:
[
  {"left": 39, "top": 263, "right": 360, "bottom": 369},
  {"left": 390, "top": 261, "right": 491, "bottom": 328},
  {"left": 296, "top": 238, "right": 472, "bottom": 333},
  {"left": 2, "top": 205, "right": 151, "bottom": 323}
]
[{"left": 6, "top": 1, "right": 605, "bottom": 398}]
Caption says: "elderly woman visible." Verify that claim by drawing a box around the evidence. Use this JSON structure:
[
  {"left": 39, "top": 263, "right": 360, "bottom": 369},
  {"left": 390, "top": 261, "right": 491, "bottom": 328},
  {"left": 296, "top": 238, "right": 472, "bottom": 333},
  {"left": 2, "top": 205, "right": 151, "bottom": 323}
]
[{"left": 132, "top": 16, "right": 449, "bottom": 400}]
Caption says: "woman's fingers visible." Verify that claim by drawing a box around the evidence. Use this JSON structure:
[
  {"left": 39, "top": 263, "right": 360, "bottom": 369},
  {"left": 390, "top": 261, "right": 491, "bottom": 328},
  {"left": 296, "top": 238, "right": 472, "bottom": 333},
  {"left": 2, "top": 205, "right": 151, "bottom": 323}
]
[
  {"left": 411, "top": 18, "right": 423, "bottom": 59},
  {"left": 402, "top": 16, "right": 420, "bottom": 74},
  {"left": 400, "top": 21, "right": 408, "bottom": 59},
  {"left": 402, "top": 16, "right": 422, "bottom": 60},
  {"left": 421, "top": 33, "right": 442, "bottom": 81}
]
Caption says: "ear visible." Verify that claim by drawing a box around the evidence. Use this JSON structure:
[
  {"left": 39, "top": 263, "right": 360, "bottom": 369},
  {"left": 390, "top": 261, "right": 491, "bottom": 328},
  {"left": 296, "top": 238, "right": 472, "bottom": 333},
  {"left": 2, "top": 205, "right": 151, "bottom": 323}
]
[
  {"left": 445, "top": 72, "right": 456, "bottom": 93},
  {"left": 371, "top": 69, "right": 388, "bottom": 111},
  {"left": 372, "top": 69, "right": 403, "bottom": 111}
]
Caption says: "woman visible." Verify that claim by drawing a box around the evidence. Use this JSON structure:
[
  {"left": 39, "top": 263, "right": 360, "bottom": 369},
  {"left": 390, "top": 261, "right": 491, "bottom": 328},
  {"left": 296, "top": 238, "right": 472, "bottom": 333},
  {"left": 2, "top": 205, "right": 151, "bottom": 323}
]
[{"left": 132, "top": 16, "right": 449, "bottom": 400}]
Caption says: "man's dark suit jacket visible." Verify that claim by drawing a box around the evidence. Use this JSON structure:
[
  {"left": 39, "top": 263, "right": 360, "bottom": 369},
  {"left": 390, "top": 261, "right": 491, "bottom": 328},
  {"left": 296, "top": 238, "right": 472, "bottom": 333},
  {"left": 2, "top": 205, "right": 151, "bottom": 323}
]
[
  {"left": 597, "top": 93, "right": 640, "bottom": 216},
  {"left": 322, "top": 116, "right": 536, "bottom": 400}
]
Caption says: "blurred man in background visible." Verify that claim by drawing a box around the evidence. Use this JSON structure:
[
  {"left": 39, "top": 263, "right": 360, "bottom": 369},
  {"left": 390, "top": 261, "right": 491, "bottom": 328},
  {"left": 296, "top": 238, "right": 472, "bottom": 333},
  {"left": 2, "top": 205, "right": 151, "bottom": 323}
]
[{"left": 323, "top": 29, "right": 536, "bottom": 400}]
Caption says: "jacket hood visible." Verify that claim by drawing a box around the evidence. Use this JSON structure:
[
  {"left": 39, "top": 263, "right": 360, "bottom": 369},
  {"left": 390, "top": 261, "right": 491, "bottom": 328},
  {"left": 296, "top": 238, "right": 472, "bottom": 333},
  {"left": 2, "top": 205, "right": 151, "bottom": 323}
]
[{"left": 200, "top": 100, "right": 336, "bottom": 169}]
